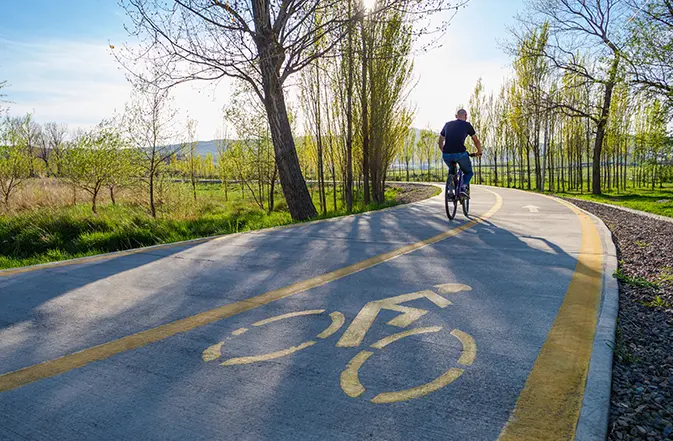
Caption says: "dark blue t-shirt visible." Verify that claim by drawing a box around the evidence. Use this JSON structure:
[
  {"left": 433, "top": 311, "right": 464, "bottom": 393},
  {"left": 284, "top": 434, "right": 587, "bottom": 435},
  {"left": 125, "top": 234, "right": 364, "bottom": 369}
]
[{"left": 440, "top": 120, "right": 476, "bottom": 154}]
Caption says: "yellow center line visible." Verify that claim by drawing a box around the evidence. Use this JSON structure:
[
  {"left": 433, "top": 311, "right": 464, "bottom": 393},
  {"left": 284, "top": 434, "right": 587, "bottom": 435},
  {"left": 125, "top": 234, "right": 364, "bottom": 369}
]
[
  {"left": 0, "top": 189, "right": 502, "bottom": 394},
  {"left": 498, "top": 197, "right": 604, "bottom": 441}
]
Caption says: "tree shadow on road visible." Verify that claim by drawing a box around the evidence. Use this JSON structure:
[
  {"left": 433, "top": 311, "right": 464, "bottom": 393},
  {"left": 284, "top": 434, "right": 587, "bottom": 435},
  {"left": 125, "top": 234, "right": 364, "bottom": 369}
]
[{"left": 0, "top": 191, "right": 605, "bottom": 440}]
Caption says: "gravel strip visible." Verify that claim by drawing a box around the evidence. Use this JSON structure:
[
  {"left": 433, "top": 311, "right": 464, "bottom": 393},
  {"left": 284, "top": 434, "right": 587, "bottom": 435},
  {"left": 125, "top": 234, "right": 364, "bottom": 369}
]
[
  {"left": 389, "top": 182, "right": 440, "bottom": 204},
  {"left": 568, "top": 199, "right": 673, "bottom": 441}
]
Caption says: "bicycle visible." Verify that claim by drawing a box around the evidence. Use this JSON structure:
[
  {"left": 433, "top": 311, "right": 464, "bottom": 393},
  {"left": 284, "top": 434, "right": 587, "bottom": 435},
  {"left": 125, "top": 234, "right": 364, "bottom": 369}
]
[
  {"left": 444, "top": 152, "right": 479, "bottom": 220},
  {"left": 201, "top": 283, "right": 476, "bottom": 404}
]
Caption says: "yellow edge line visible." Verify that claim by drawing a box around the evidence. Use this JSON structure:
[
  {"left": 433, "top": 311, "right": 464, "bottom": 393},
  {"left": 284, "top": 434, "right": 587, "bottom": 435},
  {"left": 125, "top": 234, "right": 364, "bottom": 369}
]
[
  {"left": 498, "top": 197, "right": 603, "bottom": 441},
  {"left": 0, "top": 189, "right": 502, "bottom": 394}
]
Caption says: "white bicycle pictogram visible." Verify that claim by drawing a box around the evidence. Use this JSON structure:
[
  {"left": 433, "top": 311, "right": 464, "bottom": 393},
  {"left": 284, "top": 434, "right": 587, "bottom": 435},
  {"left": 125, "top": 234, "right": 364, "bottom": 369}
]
[{"left": 202, "top": 283, "right": 476, "bottom": 404}]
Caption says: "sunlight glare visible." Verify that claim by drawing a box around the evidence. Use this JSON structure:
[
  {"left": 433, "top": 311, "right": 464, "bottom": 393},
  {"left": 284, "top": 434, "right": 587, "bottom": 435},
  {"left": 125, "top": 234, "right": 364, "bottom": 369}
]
[{"left": 362, "top": 0, "right": 376, "bottom": 12}]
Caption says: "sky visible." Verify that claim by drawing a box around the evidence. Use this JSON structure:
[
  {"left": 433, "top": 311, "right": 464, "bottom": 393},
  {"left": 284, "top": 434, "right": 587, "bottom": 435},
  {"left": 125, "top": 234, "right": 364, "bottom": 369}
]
[{"left": 0, "top": 0, "right": 524, "bottom": 141}]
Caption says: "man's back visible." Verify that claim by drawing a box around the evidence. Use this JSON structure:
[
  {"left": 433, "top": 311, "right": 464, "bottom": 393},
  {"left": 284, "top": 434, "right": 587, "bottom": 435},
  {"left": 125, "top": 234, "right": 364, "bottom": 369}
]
[{"left": 440, "top": 119, "right": 476, "bottom": 154}]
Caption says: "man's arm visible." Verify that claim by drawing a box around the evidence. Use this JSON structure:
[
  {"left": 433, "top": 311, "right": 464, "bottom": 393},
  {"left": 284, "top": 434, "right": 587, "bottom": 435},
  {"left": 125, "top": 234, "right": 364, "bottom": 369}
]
[
  {"left": 437, "top": 135, "right": 445, "bottom": 151},
  {"left": 471, "top": 134, "right": 483, "bottom": 156}
]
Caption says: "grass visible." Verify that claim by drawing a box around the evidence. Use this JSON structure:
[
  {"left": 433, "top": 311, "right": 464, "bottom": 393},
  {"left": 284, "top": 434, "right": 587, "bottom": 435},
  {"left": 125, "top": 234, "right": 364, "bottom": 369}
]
[
  {"left": 556, "top": 184, "right": 673, "bottom": 218},
  {"left": 0, "top": 182, "right": 415, "bottom": 270}
]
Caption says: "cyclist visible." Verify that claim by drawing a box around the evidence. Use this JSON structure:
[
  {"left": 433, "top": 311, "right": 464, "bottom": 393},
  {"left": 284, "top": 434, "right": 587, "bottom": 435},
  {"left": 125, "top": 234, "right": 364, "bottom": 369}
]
[{"left": 437, "top": 109, "right": 483, "bottom": 198}]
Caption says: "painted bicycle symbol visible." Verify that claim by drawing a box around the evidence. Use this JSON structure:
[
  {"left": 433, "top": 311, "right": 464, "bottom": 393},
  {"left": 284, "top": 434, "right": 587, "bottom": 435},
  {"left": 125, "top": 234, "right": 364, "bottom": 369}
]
[{"left": 202, "top": 283, "right": 476, "bottom": 404}]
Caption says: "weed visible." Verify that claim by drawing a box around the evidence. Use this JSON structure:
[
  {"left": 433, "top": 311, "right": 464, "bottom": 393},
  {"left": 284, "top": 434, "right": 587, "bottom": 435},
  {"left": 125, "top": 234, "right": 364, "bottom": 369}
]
[
  {"left": 613, "top": 267, "right": 660, "bottom": 289},
  {"left": 641, "top": 295, "right": 671, "bottom": 309}
]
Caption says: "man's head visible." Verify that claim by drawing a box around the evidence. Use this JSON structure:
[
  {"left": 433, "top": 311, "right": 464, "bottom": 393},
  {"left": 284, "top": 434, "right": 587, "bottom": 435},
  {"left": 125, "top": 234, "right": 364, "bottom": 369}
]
[{"left": 456, "top": 109, "right": 468, "bottom": 121}]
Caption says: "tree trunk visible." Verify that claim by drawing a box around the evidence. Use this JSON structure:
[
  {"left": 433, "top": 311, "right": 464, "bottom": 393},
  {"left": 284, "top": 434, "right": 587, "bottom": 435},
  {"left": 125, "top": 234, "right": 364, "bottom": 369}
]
[
  {"left": 92, "top": 188, "right": 99, "bottom": 214},
  {"left": 269, "top": 165, "right": 277, "bottom": 213},
  {"left": 253, "top": 2, "right": 317, "bottom": 221},
  {"left": 110, "top": 186, "right": 116, "bottom": 205},
  {"left": 149, "top": 171, "right": 156, "bottom": 217},
  {"left": 592, "top": 55, "right": 619, "bottom": 195},
  {"left": 361, "top": 15, "right": 370, "bottom": 205}
]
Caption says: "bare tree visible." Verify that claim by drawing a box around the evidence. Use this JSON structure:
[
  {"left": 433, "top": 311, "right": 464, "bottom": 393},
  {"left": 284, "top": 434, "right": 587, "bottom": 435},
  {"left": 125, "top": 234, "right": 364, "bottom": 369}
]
[
  {"left": 42, "top": 122, "right": 68, "bottom": 176},
  {"left": 0, "top": 79, "right": 8, "bottom": 115},
  {"left": 123, "top": 81, "right": 182, "bottom": 217},
  {"left": 118, "top": 0, "right": 466, "bottom": 219}
]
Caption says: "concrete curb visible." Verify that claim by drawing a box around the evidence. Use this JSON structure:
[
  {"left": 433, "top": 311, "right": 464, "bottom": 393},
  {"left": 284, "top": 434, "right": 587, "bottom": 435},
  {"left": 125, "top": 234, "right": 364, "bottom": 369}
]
[
  {"left": 0, "top": 183, "right": 442, "bottom": 277},
  {"left": 571, "top": 203, "right": 620, "bottom": 441},
  {"left": 565, "top": 197, "right": 673, "bottom": 225}
]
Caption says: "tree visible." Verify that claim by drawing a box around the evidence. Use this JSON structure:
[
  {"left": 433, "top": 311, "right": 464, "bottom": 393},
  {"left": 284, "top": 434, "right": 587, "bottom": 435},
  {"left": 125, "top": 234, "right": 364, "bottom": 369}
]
[
  {"left": 224, "top": 83, "right": 277, "bottom": 212},
  {"left": 626, "top": 0, "right": 673, "bottom": 103},
  {"left": 61, "top": 124, "right": 125, "bottom": 213},
  {"left": 119, "top": 0, "right": 468, "bottom": 220},
  {"left": 518, "top": 0, "right": 629, "bottom": 194},
  {"left": 42, "top": 122, "right": 68, "bottom": 176},
  {"left": 0, "top": 79, "right": 8, "bottom": 115},
  {"left": 183, "top": 118, "right": 199, "bottom": 201},
  {"left": 123, "top": 81, "right": 182, "bottom": 217},
  {"left": 418, "top": 128, "right": 436, "bottom": 181},
  {"left": 0, "top": 118, "right": 32, "bottom": 207}
]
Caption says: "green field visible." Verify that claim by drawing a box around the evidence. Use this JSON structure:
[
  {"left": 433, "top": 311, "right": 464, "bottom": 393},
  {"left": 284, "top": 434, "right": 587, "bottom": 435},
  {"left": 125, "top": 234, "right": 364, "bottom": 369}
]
[
  {"left": 554, "top": 185, "right": 673, "bottom": 217},
  {"left": 0, "top": 182, "right": 421, "bottom": 270}
]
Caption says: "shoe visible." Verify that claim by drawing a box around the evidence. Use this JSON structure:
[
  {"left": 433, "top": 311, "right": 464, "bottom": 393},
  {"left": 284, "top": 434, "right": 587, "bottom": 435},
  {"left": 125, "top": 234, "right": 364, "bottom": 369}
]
[{"left": 459, "top": 185, "right": 469, "bottom": 199}]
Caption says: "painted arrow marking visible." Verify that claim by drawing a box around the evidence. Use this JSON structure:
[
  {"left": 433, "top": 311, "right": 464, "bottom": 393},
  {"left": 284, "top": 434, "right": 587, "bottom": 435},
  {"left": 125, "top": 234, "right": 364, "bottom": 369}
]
[{"left": 523, "top": 205, "right": 540, "bottom": 213}]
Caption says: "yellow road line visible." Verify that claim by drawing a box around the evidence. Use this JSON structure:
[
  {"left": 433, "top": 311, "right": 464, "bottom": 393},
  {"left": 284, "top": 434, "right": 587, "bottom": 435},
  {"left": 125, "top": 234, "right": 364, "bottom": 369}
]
[
  {"left": 0, "top": 189, "right": 502, "bottom": 394},
  {"left": 498, "top": 198, "right": 603, "bottom": 441}
]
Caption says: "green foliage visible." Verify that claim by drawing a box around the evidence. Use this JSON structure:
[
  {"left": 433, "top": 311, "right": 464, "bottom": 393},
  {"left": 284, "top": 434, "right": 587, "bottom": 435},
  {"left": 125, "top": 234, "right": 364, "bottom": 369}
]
[
  {"left": 0, "top": 119, "right": 32, "bottom": 206},
  {"left": 641, "top": 295, "right": 671, "bottom": 309},
  {"left": 613, "top": 267, "right": 660, "bottom": 289},
  {"left": 607, "top": 321, "right": 641, "bottom": 365},
  {"left": 61, "top": 122, "right": 137, "bottom": 213}
]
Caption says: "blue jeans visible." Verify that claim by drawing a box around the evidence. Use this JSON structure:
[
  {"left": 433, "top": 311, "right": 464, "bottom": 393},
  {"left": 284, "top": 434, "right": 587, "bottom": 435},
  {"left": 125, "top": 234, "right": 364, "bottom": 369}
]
[{"left": 442, "top": 152, "right": 474, "bottom": 186}]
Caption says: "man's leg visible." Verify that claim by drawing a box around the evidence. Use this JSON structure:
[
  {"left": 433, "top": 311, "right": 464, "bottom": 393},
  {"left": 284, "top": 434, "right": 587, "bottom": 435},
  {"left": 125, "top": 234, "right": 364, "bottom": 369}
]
[{"left": 456, "top": 154, "right": 474, "bottom": 196}]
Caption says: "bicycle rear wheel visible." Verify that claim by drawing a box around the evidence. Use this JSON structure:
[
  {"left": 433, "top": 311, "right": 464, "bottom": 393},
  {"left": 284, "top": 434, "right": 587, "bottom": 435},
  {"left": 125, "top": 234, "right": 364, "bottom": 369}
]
[
  {"left": 461, "top": 186, "right": 470, "bottom": 217},
  {"left": 445, "top": 178, "right": 457, "bottom": 220}
]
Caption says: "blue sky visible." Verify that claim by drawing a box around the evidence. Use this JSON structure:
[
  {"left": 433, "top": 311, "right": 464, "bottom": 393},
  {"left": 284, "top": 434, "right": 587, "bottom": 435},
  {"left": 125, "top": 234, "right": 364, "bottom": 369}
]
[{"left": 0, "top": 0, "right": 525, "bottom": 140}]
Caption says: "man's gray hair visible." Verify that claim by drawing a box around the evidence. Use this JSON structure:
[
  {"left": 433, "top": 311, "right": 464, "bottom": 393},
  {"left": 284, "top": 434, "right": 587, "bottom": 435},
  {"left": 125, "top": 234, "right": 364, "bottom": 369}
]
[{"left": 456, "top": 109, "right": 467, "bottom": 118}]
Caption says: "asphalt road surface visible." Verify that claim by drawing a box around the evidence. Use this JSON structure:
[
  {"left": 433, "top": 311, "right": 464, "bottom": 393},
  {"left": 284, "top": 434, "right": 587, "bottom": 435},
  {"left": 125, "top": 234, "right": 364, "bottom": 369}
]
[{"left": 0, "top": 185, "right": 613, "bottom": 441}]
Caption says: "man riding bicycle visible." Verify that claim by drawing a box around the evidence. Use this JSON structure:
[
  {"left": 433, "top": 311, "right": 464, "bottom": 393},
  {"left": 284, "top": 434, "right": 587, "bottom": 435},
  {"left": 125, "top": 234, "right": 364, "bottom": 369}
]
[{"left": 438, "top": 109, "right": 483, "bottom": 198}]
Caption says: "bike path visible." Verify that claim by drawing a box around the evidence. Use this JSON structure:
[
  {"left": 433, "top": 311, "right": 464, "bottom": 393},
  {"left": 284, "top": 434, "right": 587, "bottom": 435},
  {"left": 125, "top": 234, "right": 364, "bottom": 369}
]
[{"left": 0, "top": 186, "right": 609, "bottom": 440}]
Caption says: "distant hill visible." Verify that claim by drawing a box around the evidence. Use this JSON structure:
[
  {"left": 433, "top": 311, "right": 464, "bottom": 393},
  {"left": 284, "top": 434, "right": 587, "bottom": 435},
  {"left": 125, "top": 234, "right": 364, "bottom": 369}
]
[{"left": 189, "top": 127, "right": 435, "bottom": 159}]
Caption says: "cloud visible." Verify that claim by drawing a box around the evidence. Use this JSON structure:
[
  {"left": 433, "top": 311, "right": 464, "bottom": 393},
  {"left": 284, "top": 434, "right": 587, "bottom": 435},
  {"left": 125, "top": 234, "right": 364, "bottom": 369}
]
[{"left": 1, "top": 38, "right": 234, "bottom": 140}]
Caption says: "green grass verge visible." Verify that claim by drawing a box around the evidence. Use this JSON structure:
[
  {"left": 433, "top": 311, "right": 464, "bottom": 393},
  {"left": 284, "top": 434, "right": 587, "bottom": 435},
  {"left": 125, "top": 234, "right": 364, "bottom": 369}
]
[
  {"left": 0, "top": 184, "right": 423, "bottom": 270},
  {"left": 555, "top": 184, "right": 673, "bottom": 218}
]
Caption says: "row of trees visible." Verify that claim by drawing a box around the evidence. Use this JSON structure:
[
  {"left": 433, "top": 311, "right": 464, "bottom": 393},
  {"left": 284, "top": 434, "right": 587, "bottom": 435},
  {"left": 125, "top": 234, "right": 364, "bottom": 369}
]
[
  {"left": 383, "top": 0, "right": 672, "bottom": 194},
  {"left": 118, "top": 0, "right": 467, "bottom": 220},
  {"left": 457, "top": 0, "right": 673, "bottom": 194}
]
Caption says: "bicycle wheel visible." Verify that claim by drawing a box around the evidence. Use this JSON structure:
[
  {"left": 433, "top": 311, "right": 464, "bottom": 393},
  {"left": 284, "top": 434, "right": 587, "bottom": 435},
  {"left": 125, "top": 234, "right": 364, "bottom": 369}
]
[
  {"left": 462, "top": 190, "right": 470, "bottom": 217},
  {"left": 444, "top": 178, "right": 457, "bottom": 220}
]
